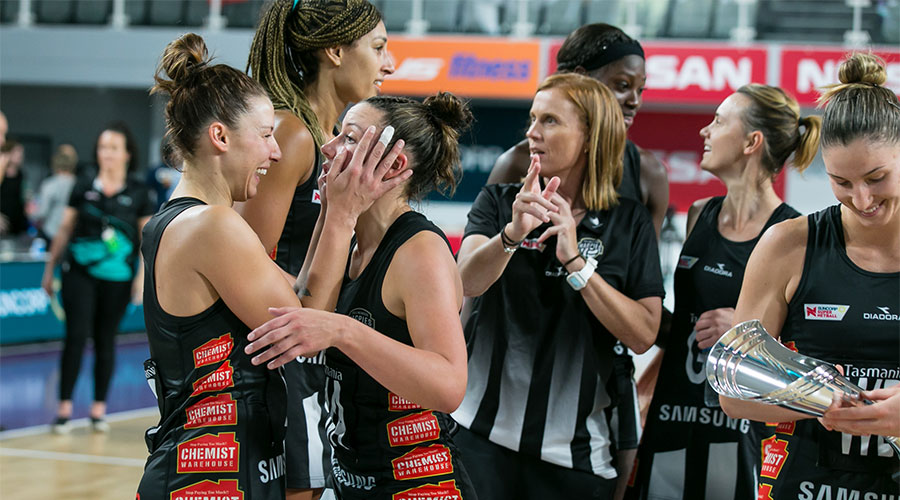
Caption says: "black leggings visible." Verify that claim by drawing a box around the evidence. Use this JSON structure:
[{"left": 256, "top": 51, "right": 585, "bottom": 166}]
[{"left": 58, "top": 265, "right": 132, "bottom": 402}]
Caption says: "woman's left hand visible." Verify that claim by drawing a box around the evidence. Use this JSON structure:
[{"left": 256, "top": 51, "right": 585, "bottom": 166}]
[
  {"left": 537, "top": 193, "right": 580, "bottom": 264},
  {"left": 244, "top": 306, "right": 342, "bottom": 369}
]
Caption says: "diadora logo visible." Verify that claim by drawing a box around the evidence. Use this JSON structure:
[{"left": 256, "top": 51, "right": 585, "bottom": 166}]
[
  {"left": 587, "top": 216, "right": 602, "bottom": 228},
  {"left": 804, "top": 304, "right": 850, "bottom": 321},
  {"left": 863, "top": 306, "right": 900, "bottom": 321},
  {"left": 702, "top": 262, "right": 733, "bottom": 278},
  {"left": 577, "top": 237, "right": 604, "bottom": 260},
  {"left": 677, "top": 256, "right": 699, "bottom": 269},
  {"left": 312, "top": 189, "right": 321, "bottom": 204}
]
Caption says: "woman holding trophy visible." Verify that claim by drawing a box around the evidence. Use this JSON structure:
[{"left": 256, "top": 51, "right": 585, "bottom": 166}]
[{"left": 722, "top": 53, "right": 900, "bottom": 498}]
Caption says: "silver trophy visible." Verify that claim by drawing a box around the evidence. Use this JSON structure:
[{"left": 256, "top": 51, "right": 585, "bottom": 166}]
[{"left": 706, "top": 319, "right": 900, "bottom": 456}]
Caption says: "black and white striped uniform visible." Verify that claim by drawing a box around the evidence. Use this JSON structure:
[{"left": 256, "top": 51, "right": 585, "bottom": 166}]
[{"left": 453, "top": 184, "right": 665, "bottom": 485}]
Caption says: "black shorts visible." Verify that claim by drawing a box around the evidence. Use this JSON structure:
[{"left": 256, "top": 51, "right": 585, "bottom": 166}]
[
  {"left": 454, "top": 426, "right": 616, "bottom": 500},
  {"left": 284, "top": 359, "right": 331, "bottom": 489}
]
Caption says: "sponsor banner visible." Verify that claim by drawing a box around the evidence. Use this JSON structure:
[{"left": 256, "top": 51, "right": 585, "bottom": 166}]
[
  {"left": 391, "top": 444, "right": 454, "bottom": 481},
  {"left": 548, "top": 41, "right": 767, "bottom": 105},
  {"left": 393, "top": 480, "right": 463, "bottom": 500},
  {"left": 193, "top": 334, "right": 234, "bottom": 368},
  {"left": 780, "top": 47, "right": 900, "bottom": 106},
  {"left": 191, "top": 361, "right": 235, "bottom": 396},
  {"left": 387, "top": 411, "right": 441, "bottom": 447},
  {"left": 177, "top": 432, "right": 240, "bottom": 473},
  {"left": 170, "top": 478, "right": 243, "bottom": 500},
  {"left": 628, "top": 111, "right": 786, "bottom": 213},
  {"left": 760, "top": 435, "right": 789, "bottom": 479},
  {"left": 803, "top": 303, "right": 849, "bottom": 321},
  {"left": 185, "top": 393, "right": 238, "bottom": 429},
  {"left": 381, "top": 37, "right": 541, "bottom": 99},
  {"left": 389, "top": 392, "right": 423, "bottom": 412}
]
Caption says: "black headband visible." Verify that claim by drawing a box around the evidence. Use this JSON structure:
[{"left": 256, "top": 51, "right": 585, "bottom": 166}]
[{"left": 581, "top": 39, "right": 645, "bottom": 72}]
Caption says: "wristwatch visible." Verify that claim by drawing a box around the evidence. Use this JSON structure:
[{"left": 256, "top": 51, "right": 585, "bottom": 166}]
[{"left": 566, "top": 256, "right": 597, "bottom": 291}]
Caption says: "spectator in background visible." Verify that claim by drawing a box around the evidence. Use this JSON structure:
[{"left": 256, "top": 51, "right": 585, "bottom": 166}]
[
  {"left": 145, "top": 143, "right": 182, "bottom": 212},
  {"left": 33, "top": 144, "right": 78, "bottom": 240},
  {"left": 0, "top": 140, "right": 30, "bottom": 236}
]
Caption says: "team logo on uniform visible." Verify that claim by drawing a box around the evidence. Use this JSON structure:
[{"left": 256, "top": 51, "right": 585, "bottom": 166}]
[
  {"left": 804, "top": 304, "right": 850, "bottom": 321},
  {"left": 577, "top": 237, "right": 604, "bottom": 260},
  {"left": 677, "top": 256, "right": 699, "bottom": 269},
  {"left": 191, "top": 361, "right": 235, "bottom": 396},
  {"left": 312, "top": 189, "right": 322, "bottom": 204},
  {"left": 177, "top": 432, "right": 240, "bottom": 473},
  {"left": 170, "top": 479, "right": 244, "bottom": 500},
  {"left": 387, "top": 411, "right": 441, "bottom": 447},
  {"left": 760, "top": 435, "right": 789, "bottom": 479},
  {"left": 863, "top": 306, "right": 900, "bottom": 321},
  {"left": 702, "top": 262, "right": 733, "bottom": 278},
  {"left": 185, "top": 393, "right": 238, "bottom": 429},
  {"left": 348, "top": 308, "right": 375, "bottom": 328},
  {"left": 193, "top": 333, "right": 233, "bottom": 368},
  {"left": 389, "top": 392, "right": 423, "bottom": 412},
  {"left": 392, "top": 480, "right": 462, "bottom": 500},
  {"left": 391, "top": 444, "right": 454, "bottom": 480},
  {"left": 757, "top": 483, "right": 775, "bottom": 500}
]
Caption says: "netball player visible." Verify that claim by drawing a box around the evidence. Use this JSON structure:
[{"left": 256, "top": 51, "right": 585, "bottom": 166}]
[
  {"left": 242, "top": 1, "right": 394, "bottom": 497},
  {"left": 722, "top": 53, "right": 900, "bottom": 498},
  {"left": 627, "top": 85, "right": 820, "bottom": 500}
]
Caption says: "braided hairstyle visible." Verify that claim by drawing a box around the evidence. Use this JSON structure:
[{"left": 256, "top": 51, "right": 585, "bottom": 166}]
[
  {"left": 817, "top": 52, "right": 900, "bottom": 148},
  {"left": 248, "top": 0, "right": 382, "bottom": 147},
  {"left": 556, "top": 23, "right": 640, "bottom": 73},
  {"left": 152, "top": 33, "right": 267, "bottom": 164},
  {"left": 365, "top": 92, "right": 474, "bottom": 201}
]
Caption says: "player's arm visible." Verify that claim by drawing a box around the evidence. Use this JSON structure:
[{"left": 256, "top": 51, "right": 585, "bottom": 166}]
[
  {"left": 486, "top": 140, "right": 529, "bottom": 184},
  {"left": 637, "top": 145, "right": 669, "bottom": 238}
]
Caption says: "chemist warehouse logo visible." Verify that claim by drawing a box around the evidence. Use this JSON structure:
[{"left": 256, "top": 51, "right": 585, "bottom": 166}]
[
  {"left": 863, "top": 306, "right": 900, "bottom": 322},
  {"left": 804, "top": 304, "right": 849, "bottom": 321}
]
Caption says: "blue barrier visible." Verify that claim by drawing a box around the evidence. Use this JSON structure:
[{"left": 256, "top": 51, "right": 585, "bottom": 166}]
[{"left": 0, "top": 260, "right": 146, "bottom": 345}]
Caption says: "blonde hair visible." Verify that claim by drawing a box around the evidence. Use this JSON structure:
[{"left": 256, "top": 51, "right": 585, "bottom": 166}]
[
  {"left": 247, "top": 0, "right": 381, "bottom": 148},
  {"left": 536, "top": 73, "right": 625, "bottom": 211},
  {"left": 736, "top": 84, "right": 821, "bottom": 175},
  {"left": 817, "top": 52, "right": 900, "bottom": 148}
]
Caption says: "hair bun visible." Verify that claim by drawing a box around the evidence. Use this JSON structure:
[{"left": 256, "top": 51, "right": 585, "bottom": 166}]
[
  {"left": 161, "top": 33, "right": 209, "bottom": 85},
  {"left": 838, "top": 52, "right": 887, "bottom": 87},
  {"left": 423, "top": 92, "right": 474, "bottom": 132}
]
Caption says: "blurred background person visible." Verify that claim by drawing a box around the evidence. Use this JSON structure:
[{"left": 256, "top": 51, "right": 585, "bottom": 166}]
[
  {"left": 33, "top": 144, "right": 78, "bottom": 241},
  {"left": 41, "top": 122, "right": 153, "bottom": 433},
  {"left": 0, "top": 139, "right": 30, "bottom": 237}
]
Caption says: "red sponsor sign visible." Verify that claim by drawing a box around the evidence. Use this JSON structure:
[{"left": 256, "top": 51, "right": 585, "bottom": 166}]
[
  {"left": 170, "top": 479, "right": 244, "bottom": 500},
  {"left": 191, "top": 361, "right": 235, "bottom": 396},
  {"left": 760, "top": 435, "right": 789, "bottom": 479},
  {"left": 185, "top": 393, "right": 238, "bottom": 429},
  {"left": 382, "top": 37, "right": 541, "bottom": 99},
  {"left": 393, "top": 480, "right": 463, "bottom": 500},
  {"left": 628, "top": 111, "right": 786, "bottom": 213},
  {"left": 193, "top": 334, "right": 233, "bottom": 368},
  {"left": 389, "top": 392, "right": 423, "bottom": 412},
  {"left": 780, "top": 47, "right": 900, "bottom": 106},
  {"left": 391, "top": 444, "right": 454, "bottom": 481},
  {"left": 387, "top": 411, "right": 441, "bottom": 447},
  {"left": 177, "top": 432, "right": 240, "bottom": 473},
  {"left": 547, "top": 41, "right": 767, "bottom": 105},
  {"left": 758, "top": 483, "right": 775, "bottom": 500}
]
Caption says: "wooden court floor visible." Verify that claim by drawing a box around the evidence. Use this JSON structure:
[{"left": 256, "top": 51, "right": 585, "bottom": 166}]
[{"left": 0, "top": 411, "right": 156, "bottom": 500}]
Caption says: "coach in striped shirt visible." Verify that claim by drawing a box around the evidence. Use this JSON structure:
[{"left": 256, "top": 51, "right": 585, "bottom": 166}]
[{"left": 452, "top": 73, "right": 665, "bottom": 499}]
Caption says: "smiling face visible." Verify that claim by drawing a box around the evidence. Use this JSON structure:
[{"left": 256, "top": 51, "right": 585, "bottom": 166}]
[
  {"left": 699, "top": 93, "right": 752, "bottom": 174},
  {"left": 334, "top": 21, "right": 394, "bottom": 103},
  {"left": 824, "top": 139, "right": 900, "bottom": 228},
  {"left": 96, "top": 130, "right": 131, "bottom": 175},
  {"left": 590, "top": 55, "right": 646, "bottom": 129},
  {"left": 320, "top": 102, "right": 386, "bottom": 172},
  {"left": 226, "top": 96, "right": 281, "bottom": 202},
  {"left": 526, "top": 88, "right": 587, "bottom": 178}
]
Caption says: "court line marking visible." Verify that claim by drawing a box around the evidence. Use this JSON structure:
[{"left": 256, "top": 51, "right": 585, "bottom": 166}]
[
  {"left": 0, "top": 407, "right": 159, "bottom": 441},
  {"left": 0, "top": 447, "right": 145, "bottom": 467}
]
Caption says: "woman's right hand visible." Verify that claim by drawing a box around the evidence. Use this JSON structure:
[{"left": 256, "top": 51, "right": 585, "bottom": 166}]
[
  {"left": 323, "top": 126, "right": 408, "bottom": 226},
  {"left": 506, "top": 154, "right": 560, "bottom": 241},
  {"left": 41, "top": 265, "right": 54, "bottom": 297}
]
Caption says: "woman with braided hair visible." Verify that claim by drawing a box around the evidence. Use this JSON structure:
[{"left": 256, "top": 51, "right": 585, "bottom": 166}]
[{"left": 241, "top": 1, "right": 394, "bottom": 498}]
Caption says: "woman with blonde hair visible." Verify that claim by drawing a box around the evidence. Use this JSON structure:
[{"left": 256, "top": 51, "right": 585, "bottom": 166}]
[
  {"left": 452, "top": 73, "right": 665, "bottom": 499},
  {"left": 722, "top": 52, "right": 900, "bottom": 498}
]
